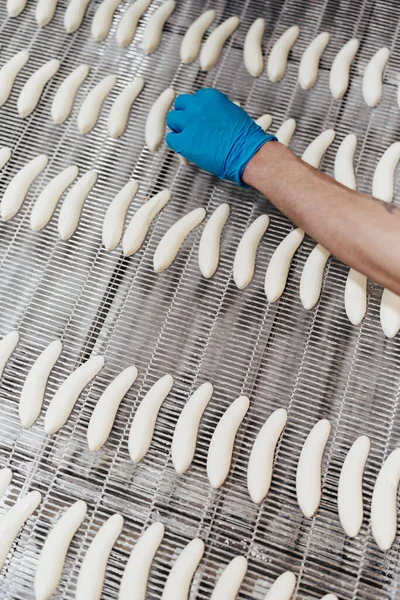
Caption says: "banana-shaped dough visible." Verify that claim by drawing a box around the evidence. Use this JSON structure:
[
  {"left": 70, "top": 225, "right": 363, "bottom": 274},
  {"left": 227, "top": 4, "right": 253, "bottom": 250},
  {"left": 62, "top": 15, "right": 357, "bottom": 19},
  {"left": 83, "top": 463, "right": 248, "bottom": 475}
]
[
  {"left": 145, "top": 87, "right": 175, "bottom": 152},
  {"left": 200, "top": 16, "right": 240, "bottom": 71},
  {"left": 51, "top": 64, "right": 90, "bottom": 125},
  {"left": 181, "top": 10, "right": 216, "bottom": 64},
  {"left": 64, "top": 0, "right": 91, "bottom": 33},
  {"left": 198, "top": 204, "right": 230, "bottom": 278},
  {"left": 18, "top": 59, "right": 60, "bottom": 118},
  {"left": 0, "top": 49, "right": 29, "bottom": 108},
  {"left": 103, "top": 180, "right": 139, "bottom": 251},
  {"left": 267, "top": 25, "right": 300, "bottom": 83},
  {"left": 298, "top": 31, "right": 330, "bottom": 90},
  {"left": 143, "top": 0, "right": 176, "bottom": 54},
  {"left": 116, "top": 0, "right": 152, "bottom": 47},
  {"left": 78, "top": 75, "right": 117, "bottom": 134},
  {"left": 123, "top": 189, "right": 171, "bottom": 257},
  {"left": 329, "top": 38, "right": 359, "bottom": 98},
  {"left": 108, "top": 77, "right": 144, "bottom": 138},
  {"left": 362, "top": 47, "right": 390, "bottom": 108},
  {"left": 244, "top": 18, "right": 265, "bottom": 77},
  {"left": 36, "top": 0, "right": 58, "bottom": 27},
  {"left": 1, "top": 154, "right": 48, "bottom": 221},
  {"left": 58, "top": 170, "right": 98, "bottom": 240},
  {"left": 31, "top": 165, "right": 79, "bottom": 231}
]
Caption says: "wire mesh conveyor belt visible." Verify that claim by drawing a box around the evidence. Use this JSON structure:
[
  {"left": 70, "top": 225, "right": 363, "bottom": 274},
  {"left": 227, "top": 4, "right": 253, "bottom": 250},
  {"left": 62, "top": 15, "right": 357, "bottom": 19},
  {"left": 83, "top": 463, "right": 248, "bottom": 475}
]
[{"left": 0, "top": 0, "right": 400, "bottom": 598}]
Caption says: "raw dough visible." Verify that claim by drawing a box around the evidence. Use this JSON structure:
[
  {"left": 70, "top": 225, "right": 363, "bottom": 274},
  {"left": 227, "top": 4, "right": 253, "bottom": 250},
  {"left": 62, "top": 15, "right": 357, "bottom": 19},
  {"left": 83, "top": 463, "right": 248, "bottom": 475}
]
[
  {"left": 371, "top": 448, "right": 400, "bottom": 550},
  {"left": 207, "top": 395, "right": 249, "bottom": 489},
  {"left": 211, "top": 555, "right": 247, "bottom": 599},
  {"left": 103, "top": 180, "right": 139, "bottom": 251},
  {"left": 145, "top": 87, "right": 175, "bottom": 152},
  {"left": 180, "top": 9, "right": 216, "bottom": 64},
  {"left": 116, "top": 0, "right": 152, "bottom": 47},
  {"left": 275, "top": 118, "right": 296, "bottom": 147},
  {"left": 87, "top": 365, "right": 138, "bottom": 451},
  {"left": 264, "top": 571, "right": 296, "bottom": 600},
  {"left": 247, "top": 408, "right": 287, "bottom": 504},
  {"left": 267, "top": 25, "right": 300, "bottom": 83},
  {"left": 92, "top": 0, "right": 123, "bottom": 41},
  {"left": 362, "top": 47, "right": 390, "bottom": 108},
  {"left": 298, "top": 31, "right": 330, "bottom": 90},
  {"left": 255, "top": 114, "right": 272, "bottom": 131},
  {"left": 264, "top": 228, "right": 304, "bottom": 302},
  {"left": 0, "top": 490, "right": 41, "bottom": 570},
  {"left": 123, "top": 189, "right": 171, "bottom": 256},
  {"left": 200, "top": 16, "right": 240, "bottom": 71},
  {"left": 36, "top": 0, "right": 58, "bottom": 27},
  {"left": 18, "top": 59, "right": 60, "bottom": 118},
  {"left": 31, "top": 165, "right": 79, "bottom": 232},
  {"left": 0, "top": 468, "right": 12, "bottom": 499},
  {"left": 108, "top": 77, "right": 144, "bottom": 138},
  {"left": 51, "top": 64, "right": 90, "bottom": 124},
  {"left": 44, "top": 355, "right": 104, "bottom": 435},
  {"left": 19, "top": 339, "right": 63, "bottom": 428},
  {"left": 0, "top": 148, "right": 12, "bottom": 170},
  {"left": 143, "top": 0, "right": 176, "bottom": 54},
  {"left": 329, "top": 38, "right": 359, "bottom": 98},
  {"left": 1, "top": 154, "right": 48, "bottom": 221},
  {"left": 7, "top": 0, "right": 28, "bottom": 17},
  {"left": 0, "top": 49, "right": 29, "bottom": 108},
  {"left": 76, "top": 513, "right": 123, "bottom": 600},
  {"left": 244, "top": 18, "right": 265, "bottom": 77},
  {"left": 57, "top": 169, "right": 98, "bottom": 240},
  {"left": 198, "top": 204, "right": 230, "bottom": 278},
  {"left": 345, "top": 268, "right": 367, "bottom": 326},
  {"left": 119, "top": 522, "right": 164, "bottom": 600},
  {"left": 334, "top": 133, "right": 357, "bottom": 190},
  {"left": 34, "top": 500, "right": 87, "bottom": 600},
  {"left": 338, "top": 435, "right": 370, "bottom": 538},
  {"left": 302, "top": 129, "right": 335, "bottom": 168},
  {"left": 320, "top": 596, "right": 338, "bottom": 600},
  {"left": 128, "top": 374, "right": 173, "bottom": 463},
  {"left": 299, "top": 244, "right": 331, "bottom": 310},
  {"left": 64, "top": 0, "right": 91, "bottom": 33},
  {"left": 153, "top": 207, "right": 206, "bottom": 273},
  {"left": 233, "top": 214, "right": 269, "bottom": 289},
  {"left": 161, "top": 538, "right": 204, "bottom": 600},
  {"left": 0, "top": 330, "right": 19, "bottom": 378},
  {"left": 296, "top": 419, "right": 331, "bottom": 518},
  {"left": 172, "top": 381, "right": 213, "bottom": 474},
  {"left": 380, "top": 288, "right": 400, "bottom": 338},
  {"left": 78, "top": 74, "right": 117, "bottom": 134}
]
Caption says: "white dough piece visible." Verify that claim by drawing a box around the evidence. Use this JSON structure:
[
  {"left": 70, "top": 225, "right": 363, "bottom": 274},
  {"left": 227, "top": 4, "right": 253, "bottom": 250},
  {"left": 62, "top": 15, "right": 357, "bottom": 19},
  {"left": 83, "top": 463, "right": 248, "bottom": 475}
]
[
  {"left": 299, "top": 244, "right": 331, "bottom": 310},
  {"left": 247, "top": 408, "right": 287, "bottom": 504},
  {"left": 36, "top": 0, "right": 58, "bottom": 27},
  {"left": 302, "top": 129, "right": 335, "bottom": 168},
  {"left": 34, "top": 500, "right": 87, "bottom": 600},
  {"left": 19, "top": 339, "right": 62, "bottom": 429},
  {"left": 298, "top": 31, "right": 330, "bottom": 90},
  {"left": 0, "top": 468, "right": 12, "bottom": 499},
  {"left": 1, "top": 154, "right": 48, "bottom": 221},
  {"left": 128, "top": 374, "right": 173, "bottom": 463},
  {"left": 153, "top": 207, "right": 206, "bottom": 273},
  {"left": 78, "top": 74, "right": 117, "bottom": 134},
  {"left": 329, "top": 38, "right": 359, "bottom": 98},
  {"left": 0, "top": 49, "right": 30, "bottom": 108},
  {"left": 265, "top": 228, "right": 305, "bottom": 302},
  {"left": 267, "top": 25, "right": 300, "bottom": 83},
  {"left": 296, "top": 419, "right": 331, "bottom": 518},
  {"left": 334, "top": 133, "right": 357, "bottom": 190},
  {"left": 64, "top": 0, "right": 91, "bottom": 33},
  {"left": 108, "top": 77, "right": 144, "bottom": 138},
  {"left": 92, "top": 0, "right": 123, "bottom": 41},
  {"left": 0, "top": 491, "right": 41, "bottom": 570},
  {"left": 7, "top": 0, "right": 28, "bottom": 17},
  {"left": 338, "top": 435, "right": 370, "bottom": 538},
  {"left": 143, "top": 0, "right": 176, "bottom": 54},
  {"left": 180, "top": 9, "right": 216, "bottom": 64},
  {"left": 207, "top": 396, "right": 250, "bottom": 489},
  {"left": 0, "top": 148, "right": 12, "bottom": 171},
  {"left": 345, "top": 269, "right": 367, "bottom": 326},
  {"left": 0, "top": 331, "right": 19, "bottom": 379},
  {"left": 76, "top": 513, "right": 123, "bottom": 600},
  {"left": 233, "top": 214, "right": 269, "bottom": 289},
  {"left": 162, "top": 538, "right": 204, "bottom": 600},
  {"left": 275, "top": 118, "right": 296, "bottom": 147},
  {"left": 211, "top": 555, "right": 248, "bottom": 600},
  {"left": 87, "top": 365, "right": 138, "bottom": 451},
  {"left": 31, "top": 165, "right": 79, "bottom": 232},
  {"left": 200, "top": 16, "right": 240, "bottom": 71},
  {"left": 372, "top": 141, "right": 400, "bottom": 203},
  {"left": 320, "top": 596, "right": 338, "bottom": 600},
  {"left": 244, "top": 18, "right": 265, "bottom": 77},
  {"left": 44, "top": 355, "right": 104, "bottom": 435},
  {"left": 119, "top": 522, "right": 164, "bottom": 600},
  {"left": 255, "top": 114, "right": 272, "bottom": 131},
  {"left": 103, "top": 180, "right": 139, "bottom": 251},
  {"left": 51, "top": 64, "right": 90, "bottom": 125},
  {"left": 371, "top": 448, "right": 400, "bottom": 551},
  {"left": 362, "top": 47, "right": 390, "bottom": 108},
  {"left": 380, "top": 288, "right": 400, "bottom": 338},
  {"left": 172, "top": 382, "right": 213, "bottom": 474},
  {"left": 57, "top": 170, "right": 98, "bottom": 240},
  {"left": 18, "top": 59, "right": 60, "bottom": 118},
  {"left": 198, "top": 204, "right": 230, "bottom": 278},
  {"left": 145, "top": 87, "right": 175, "bottom": 152},
  {"left": 116, "top": 0, "right": 152, "bottom": 47},
  {"left": 123, "top": 189, "right": 171, "bottom": 256},
  {"left": 264, "top": 571, "right": 296, "bottom": 600}
]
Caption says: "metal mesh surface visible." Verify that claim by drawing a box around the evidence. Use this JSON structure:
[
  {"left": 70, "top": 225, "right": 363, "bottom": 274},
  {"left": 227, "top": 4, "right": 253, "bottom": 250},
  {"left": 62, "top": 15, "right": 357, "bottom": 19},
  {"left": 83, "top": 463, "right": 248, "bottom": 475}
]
[{"left": 0, "top": 0, "right": 400, "bottom": 598}]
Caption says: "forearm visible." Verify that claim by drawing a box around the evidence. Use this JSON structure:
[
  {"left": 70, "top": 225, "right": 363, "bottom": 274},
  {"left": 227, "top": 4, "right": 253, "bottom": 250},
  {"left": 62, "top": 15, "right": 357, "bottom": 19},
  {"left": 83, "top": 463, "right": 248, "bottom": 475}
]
[{"left": 244, "top": 142, "right": 400, "bottom": 295}]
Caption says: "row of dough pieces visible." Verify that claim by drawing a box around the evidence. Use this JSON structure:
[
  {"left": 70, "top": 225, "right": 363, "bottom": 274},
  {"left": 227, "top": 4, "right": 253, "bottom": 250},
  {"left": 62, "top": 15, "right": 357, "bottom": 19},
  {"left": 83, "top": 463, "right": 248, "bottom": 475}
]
[
  {"left": 1, "top": 118, "right": 399, "bottom": 337},
  {"left": 0, "top": 474, "right": 338, "bottom": 600},
  {"left": 6, "top": 0, "right": 395, "bottom": 108},
  {"left": 0, "top": 333, "right": 397, "bottom": 552}
]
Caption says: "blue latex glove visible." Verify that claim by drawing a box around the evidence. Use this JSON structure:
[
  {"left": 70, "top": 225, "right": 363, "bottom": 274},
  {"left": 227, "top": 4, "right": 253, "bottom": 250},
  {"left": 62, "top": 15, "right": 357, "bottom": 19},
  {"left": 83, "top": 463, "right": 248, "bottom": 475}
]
[{"left": 166, "top": 88, "right": 277, "bottom": 186}]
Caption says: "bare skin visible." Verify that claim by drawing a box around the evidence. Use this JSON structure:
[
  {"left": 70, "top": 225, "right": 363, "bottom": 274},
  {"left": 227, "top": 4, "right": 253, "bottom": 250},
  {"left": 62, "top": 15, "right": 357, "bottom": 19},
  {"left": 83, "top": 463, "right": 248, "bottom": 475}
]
[{"left": 244, "top": 141, "right": 400, "bottom": 296}]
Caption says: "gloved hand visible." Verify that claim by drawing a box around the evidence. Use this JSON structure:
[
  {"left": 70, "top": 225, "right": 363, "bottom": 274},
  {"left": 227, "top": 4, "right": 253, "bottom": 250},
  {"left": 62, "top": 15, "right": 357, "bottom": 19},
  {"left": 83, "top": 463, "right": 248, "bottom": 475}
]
[{"left": 166, "top": 88, "right": 277, "bottom": 186}]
